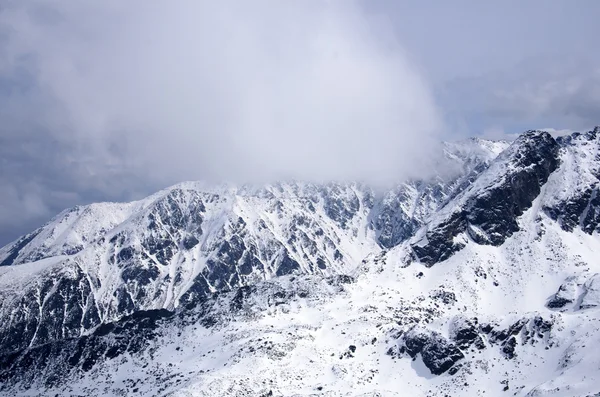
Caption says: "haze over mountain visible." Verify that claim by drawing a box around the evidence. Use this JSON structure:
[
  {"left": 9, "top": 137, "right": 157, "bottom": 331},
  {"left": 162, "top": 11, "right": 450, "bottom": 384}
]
[{"left": 1, "top": 0, "right": 599, "bottom": 245}]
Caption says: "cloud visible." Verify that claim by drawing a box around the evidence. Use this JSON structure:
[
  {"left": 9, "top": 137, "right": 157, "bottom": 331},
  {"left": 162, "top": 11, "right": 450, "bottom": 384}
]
[
  {"left": 0, "top": 0, "right": 447, "bottom": 245},
  {"left": 0, "top": 1, "right": 443, "bottom": 184},
  {"left": 441, "top": 56, "right": 600, "bottom": 135},
  {"left": 374, "top": 1, "right": 600, "bottom": 137},
  {"left": 3, "top": 1, "right": 598, "bottom": 246}
]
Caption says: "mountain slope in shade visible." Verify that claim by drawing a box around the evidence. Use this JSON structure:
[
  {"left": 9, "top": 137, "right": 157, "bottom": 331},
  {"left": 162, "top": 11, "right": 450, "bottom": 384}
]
[{"left": 1, "top": 129, "right": 600, "bottom": 396}]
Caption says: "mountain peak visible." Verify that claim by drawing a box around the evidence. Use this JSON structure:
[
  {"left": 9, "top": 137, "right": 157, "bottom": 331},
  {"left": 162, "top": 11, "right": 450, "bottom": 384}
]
[{"left": 2, "top": 128, "right": 600, "bottom": 395}]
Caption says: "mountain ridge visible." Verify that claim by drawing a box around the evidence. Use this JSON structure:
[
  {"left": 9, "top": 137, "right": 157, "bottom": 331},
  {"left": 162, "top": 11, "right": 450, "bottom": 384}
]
[{"left": 1, "top": 129, "right": 600, "bottom": 396}]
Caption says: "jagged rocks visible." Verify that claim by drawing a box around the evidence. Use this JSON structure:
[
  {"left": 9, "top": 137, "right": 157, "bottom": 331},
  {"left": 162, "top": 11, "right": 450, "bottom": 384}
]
[
  {"left": 547, "top": 275, "right": 581, "bottom": 309},
  {"left": 0, "top": 308, "right": 174, "bottom": 390},
  {"left": 449, "top": 317, "right": 485, "bottom": 350},
  {"left": 375, "top": 185, "right": 426, "bottom": 249},
  {"left": 322, "top": 183, "right": 362, "bottom": 229},
  {"left": 544, "top": 129, "right": 600, "bottom": 234},
  {"left": 389, "top": 326, "right": 465, "bottom": 375},
  {"left": 501, "top": 337, "right": 518, "bottom": 359},
  {"left": 466, "top": 131, "right": 560, "bottom": 244},
  {"left": 376, "top": 139, "right": 508, "bottom": 249},
  {"left": 0, "top": 274, "right": 349, "bottom": 390},
  {"left": 0, "top": 264, "right": 101, "bottom": 355},
  {"left": 386, "top": 314, "right": 557, "bottom": 378},
  {"left": 482, "top": 315, "right": 556, "bottom": 359},
  {"left": 547, "top": 273, "right": 600, "bottom": 311},
  {"left": 411, "top": 211, "right": 468, "bottom": 265},
  {"left": 411, "top": 131, "right": 561, "bottom": 266}
]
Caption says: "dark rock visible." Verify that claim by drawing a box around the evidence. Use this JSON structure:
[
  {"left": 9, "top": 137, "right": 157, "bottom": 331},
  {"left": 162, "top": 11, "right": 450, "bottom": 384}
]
[
  {"left": 322, "top": 184, "right": 360, "bottom": 229},
  {"left": 121, "top": 265, "right": 160, "bottom": 286},
  {"left": 317, "top": 258, "right": 327, "bottom": 270},
  {"left": 412, "top": 131, "right": 560, "bottom": 266},
  {"left": 450, "top": 318, "right": 485, "bottom": 350},
  {"left": 544, "top": 129, "right": 600, "bottom": 234},
  {"left": 182, "top": 235, "right": 199, "bottom": 250},
  {"left": 393, "top": 327, "right": 464, "bottom": 375},
  {"left": 0, "top": 266, "right": 101, "bottom": 355},
  {"left": 501, "top": 336, "right": 517, "bottom": 359},
  {"left": 0, "top": 308, "right": 174, "bottom": 389},
  {"left": 276, "top": 251, "right": 300, "bottom": 276}
]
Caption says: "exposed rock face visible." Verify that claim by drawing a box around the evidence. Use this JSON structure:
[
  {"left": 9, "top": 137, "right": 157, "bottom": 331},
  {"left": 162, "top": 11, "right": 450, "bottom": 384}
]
[
  {"left": 389, "top": 326, "right": 465, "bottom": 375},
  {"left": 543, "top": 128, "right": 600, "bottom": 234},
  {"left": 547, "top": 273, "right": 600, "bottom": 311},
  {"left": 481, "top": 316, "right": 556, "bottom": 360},
  {"left": 0, "top": 275, "right": 351, "bottom": 391},
  {"left": 411, "top": 131, "right": 561, "bottom": 266},
  {"left": 0, "top": 264, "right": 100, "bottom": 356},
  {"left": 0, "top": 308, "right": 174, "bottom": 388},
  {"left": 387, "top": 314, "right": 556, "bottom": 376},
  {"left": 449, "top": 316, "right": 485, "bottom": 350},
  {"left": 375, "top": 139, "right": 508, "bottom": 249}
]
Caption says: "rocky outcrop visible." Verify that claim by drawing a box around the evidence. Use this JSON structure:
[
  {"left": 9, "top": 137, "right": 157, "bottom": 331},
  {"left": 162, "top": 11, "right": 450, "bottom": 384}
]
[
  {"left": 543, "top": 128, "right": 600, "bottom": 234},
  {"left": 386, "top": 314, "right": 557, "bottom": 378},
  {"left": 388, "top": 326, "right": 465, "bottom": 375},
  {"left": 547, "top": 273, "right": 600, "bottom": 311},
  {"left": 482, "top": 316, "right": 555, "bottom": 359},
  {"left": 411, "top": 131, "right": 561, "bottom": 266},
  {"left": 449, "top": 316, "right": 485, "bottom": 350}
]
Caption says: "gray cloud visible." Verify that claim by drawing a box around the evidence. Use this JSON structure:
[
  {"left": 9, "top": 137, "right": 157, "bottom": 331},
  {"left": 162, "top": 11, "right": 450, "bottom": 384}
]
[
  {"left": 1, "top": 1, "right": 443, "bottom": 182},
  {"left": 1, "top": 0, "right": 599, "bottom": 246},
  {"left": 373, "top": 1, "right": 600, "bottom": 81},
  {"left": 0, "top": 0, "right": 445, "bottom": 244},
  {"left": 441, "top": 57, "right": 600, "bottom": 134},
  {"left": 372, "top": 1, "right": 600, "bottom": 135}
]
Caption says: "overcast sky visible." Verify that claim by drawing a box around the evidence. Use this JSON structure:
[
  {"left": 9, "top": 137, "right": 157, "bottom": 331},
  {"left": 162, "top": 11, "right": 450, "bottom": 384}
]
[{"left": 0, "top": 0, "right": 599, "bottom": 246}]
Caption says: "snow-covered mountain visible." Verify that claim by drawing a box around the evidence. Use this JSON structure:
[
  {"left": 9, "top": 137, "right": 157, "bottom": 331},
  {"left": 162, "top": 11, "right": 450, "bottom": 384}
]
[{"left": 1, "top": 129, "right": 600, "bottom": 396}]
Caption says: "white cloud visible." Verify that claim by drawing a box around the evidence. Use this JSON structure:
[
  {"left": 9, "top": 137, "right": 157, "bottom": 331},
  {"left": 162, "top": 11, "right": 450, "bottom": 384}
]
[
  {"left": 0, "top": 1, "right": 443, "bottom": 187},
  {"left": 3, "top": 1, "right": 598, "bottom": 246}
]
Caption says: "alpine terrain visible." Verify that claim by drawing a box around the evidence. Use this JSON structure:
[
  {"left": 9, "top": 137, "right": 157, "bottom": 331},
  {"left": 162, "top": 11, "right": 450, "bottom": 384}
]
[{"left": 2, "top": 128, "right": 600, "bottom": 396}]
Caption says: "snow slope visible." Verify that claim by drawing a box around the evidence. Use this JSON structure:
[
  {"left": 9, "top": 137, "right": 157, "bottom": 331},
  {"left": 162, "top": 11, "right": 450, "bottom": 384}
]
[{"left": 6, "top": 213, "right": 600, "bottom": 397}]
